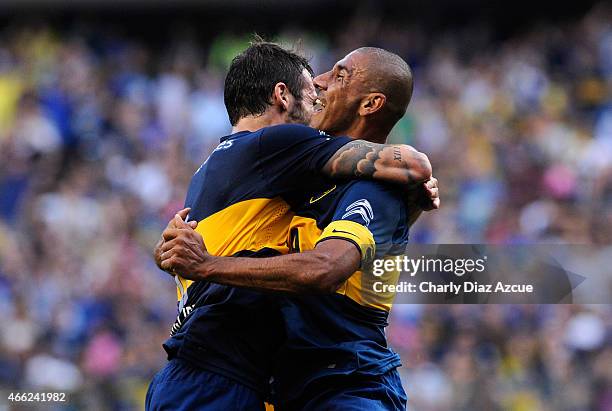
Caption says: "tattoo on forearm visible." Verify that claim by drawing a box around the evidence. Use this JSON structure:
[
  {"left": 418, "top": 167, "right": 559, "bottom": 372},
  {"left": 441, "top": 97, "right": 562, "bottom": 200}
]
[
  {"left": 393, "top": 147, "right": 402, "bottom": 162},
  {"left": 327, "top": 141, "right": 382, "bottom": 178},
  {"left": 327, "top": 141, "right": 423, "bottom": 184}
]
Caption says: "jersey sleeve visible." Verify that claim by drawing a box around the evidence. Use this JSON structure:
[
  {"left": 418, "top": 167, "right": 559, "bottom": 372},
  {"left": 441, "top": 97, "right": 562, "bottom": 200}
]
[
  {"left": 257, "top": 124, "right": 352, "bottom": 193},
  {"left": 316, "top": 181, "right": 405, "bottom": 266}
]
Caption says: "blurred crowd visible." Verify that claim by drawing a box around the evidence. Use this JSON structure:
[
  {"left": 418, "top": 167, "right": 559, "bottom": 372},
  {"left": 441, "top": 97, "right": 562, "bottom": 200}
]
[{"left": 0, "top": 3, "right": 611, "bottom": 410}]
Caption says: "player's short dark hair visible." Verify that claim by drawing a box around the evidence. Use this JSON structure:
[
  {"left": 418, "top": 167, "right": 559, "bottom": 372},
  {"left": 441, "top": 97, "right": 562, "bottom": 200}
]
[{"left": 224, "top": 38, "right": 314, "bottom": 125}]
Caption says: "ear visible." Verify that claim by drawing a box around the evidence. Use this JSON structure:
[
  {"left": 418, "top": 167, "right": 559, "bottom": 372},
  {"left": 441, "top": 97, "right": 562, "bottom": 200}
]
[
  {"left": 272, "top": 82, "right": 290, "bottom": 112},
  {"left": 359, "top": 93, "right": 386, "bottom": 116}
]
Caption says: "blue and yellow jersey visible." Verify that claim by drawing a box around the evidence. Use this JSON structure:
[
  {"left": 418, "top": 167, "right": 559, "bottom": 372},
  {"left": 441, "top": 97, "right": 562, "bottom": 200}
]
[
  {"left": 163, "top": 124, "right": 351, "bottom": 394},
  {"left": 274, "top": 179, "right": 409, "bottom": 404}
]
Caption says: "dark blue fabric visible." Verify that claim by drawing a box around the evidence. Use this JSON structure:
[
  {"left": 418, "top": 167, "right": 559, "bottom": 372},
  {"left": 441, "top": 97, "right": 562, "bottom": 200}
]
[
  {"left": 277, "top": 368, "right": 407, "bottom": 411},
  {"left": 257, "top": 124, "right": 351, "bottom": 195},
  {"left": 186, "top": 125, "right": 351, "bottom": 221},
  {"left": 330, "top": 180, "right": 408, "bottom": 244},
  {"left": 275, "top": 180, "right": 409, "bottom": 403},
  {"left": 145, "top": 359, "right": 265, "bottom": 411},
  {"left": 164, "top": 125, "right": 351, "bottom": 394}
]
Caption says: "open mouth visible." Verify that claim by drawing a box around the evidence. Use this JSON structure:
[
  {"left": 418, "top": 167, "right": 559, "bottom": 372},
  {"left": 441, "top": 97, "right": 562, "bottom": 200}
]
[{"left": 314, "top": 98, "right": 326, "bottom": 113}]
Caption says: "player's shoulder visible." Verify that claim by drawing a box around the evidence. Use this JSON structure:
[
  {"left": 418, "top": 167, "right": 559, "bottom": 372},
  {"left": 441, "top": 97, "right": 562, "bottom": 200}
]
[
  {"left": 336, "top": 181, "right": 406, "bottom": 230},
  {"left": 261, "top": 123, "right": 329, "bottom": 140}
]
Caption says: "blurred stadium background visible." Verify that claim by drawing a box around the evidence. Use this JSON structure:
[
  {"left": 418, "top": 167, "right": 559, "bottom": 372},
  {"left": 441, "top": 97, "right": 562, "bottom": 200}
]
[{"left": 0, "top": 0, "right": 611, "bottom": 410}]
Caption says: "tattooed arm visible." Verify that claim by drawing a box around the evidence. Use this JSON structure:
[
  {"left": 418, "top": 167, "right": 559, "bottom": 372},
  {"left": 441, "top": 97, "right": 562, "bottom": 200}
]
[{"left": 322, "top": 141, "right": 431, "bottom": 187}]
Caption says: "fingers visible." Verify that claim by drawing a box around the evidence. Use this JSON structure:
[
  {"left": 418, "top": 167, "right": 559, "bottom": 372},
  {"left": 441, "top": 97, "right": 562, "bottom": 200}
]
[
  {"left": 153, "top": 237, "right": 165, "bottom": 268},
  {"left": 176, "top": 208, "right": 191, "bottom": 220},
  {"left": 162, "top": 228, "right": 182, "bottom": 241},
  {"left": 432, "top": 198, "right": 441, "bottom": 209},
  {"left": 159, "top": 230, "right": 205, "bottom": 262},
  {"left": 174, "top": 212, "right": 200, "bottom": 229},
  {"left": 417, "top": 176, "right": 440, "bottom": 211},
  {"left": 154, "top": 237, "right": 164, "bottom": 255},
  {"left": 166, "top": 218, "right": 178, "bottom": 230},
  {"left": 423, "top": 177, "right": 438, "bottom": 192},
  {"left": 423, "top": 177, "right": 439, "bottom": 199},
  {"left": 425, "top": 186, "right": 439, "bottom": 198},
  {"left": 160, "top": 237, "right": 179, "bottom": 253},
  {"left": 160, "top": 248, "right": 184, "bottom": 273},
  {"left": 160, "top": 248, "right": 176, "bottom": 263},
  {"left": 160, "top": 257, "right": 175, "bottom": 271},
  {"left": 162, "top": 219, "right": 196, "bottom": 241},
  {"left": 174, "top": 214, "right": 188, "bottom": 227},
  {"left": 423, "top": 187, "right": 438, "bottom": 200},
  {"left": 166, "top": 208, "right": 193, "bottom": 230},
  {"left": 158, "top": 208, "right": 196, "bottom": 271},
  {"left": 159, "top": 237, "right": 188, "bottom": 259}
]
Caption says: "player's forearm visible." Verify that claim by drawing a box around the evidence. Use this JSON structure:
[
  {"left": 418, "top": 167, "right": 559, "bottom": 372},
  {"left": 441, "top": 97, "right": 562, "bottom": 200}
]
[
  {"left": 199, "top": 251, "right": 344, "bottom": 294},
  {"left": 323, "top": 141, "right": 432, "bottom": 187}
]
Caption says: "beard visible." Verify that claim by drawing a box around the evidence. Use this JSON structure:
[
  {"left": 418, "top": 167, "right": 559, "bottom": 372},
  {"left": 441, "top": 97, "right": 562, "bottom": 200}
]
[{"left": 286, "top": 98, "right": 312, "bottom": 126}]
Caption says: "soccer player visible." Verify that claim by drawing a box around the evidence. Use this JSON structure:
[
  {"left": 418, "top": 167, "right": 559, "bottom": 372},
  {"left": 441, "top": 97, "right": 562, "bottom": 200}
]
[
  {"left": 146, "top": 42, "right": 431, "bottom": 411},
  {"left": 159, "top": 47, "right": 438, "bottom": 410}
]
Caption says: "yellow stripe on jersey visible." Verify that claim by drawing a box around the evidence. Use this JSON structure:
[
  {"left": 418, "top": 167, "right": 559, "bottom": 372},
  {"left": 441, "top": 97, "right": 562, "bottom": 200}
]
[
  {"left": 316, "top": 220, "right": 375, "bottom": 266},
  {"left": 175, "top": 197, "right": 294, "bottom": 301},
  {"left": 198, "top": 197, "right": 293, "bottom": 256},
  {"left": 175, "top": 276, "right": 193, "bottom": 301},
  {"left": 337, "top": 258, "right": 400, "bottom": 312},
  {"left": 288, "top": 215, "right": 395, "bottom": 312},
  {"left": 287, "top": 215, "right": 322, "bottom": 253}
]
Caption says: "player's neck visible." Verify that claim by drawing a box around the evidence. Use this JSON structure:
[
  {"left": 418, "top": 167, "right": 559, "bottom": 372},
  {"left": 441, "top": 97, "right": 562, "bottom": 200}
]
[
  {"left": 339, "top": 120, "right": 390, "bottom": 144},
  {"left": 232, "top": 112, "right": 286, "bottom": 133}
]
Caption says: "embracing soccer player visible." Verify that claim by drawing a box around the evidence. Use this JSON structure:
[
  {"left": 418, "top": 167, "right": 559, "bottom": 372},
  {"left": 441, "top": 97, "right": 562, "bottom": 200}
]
[
  {"left": 158, "top": 47, "right": 439, "bottom": 410},
  {"left": 147, "top": 41, "right": 432, "bottom": 411}
]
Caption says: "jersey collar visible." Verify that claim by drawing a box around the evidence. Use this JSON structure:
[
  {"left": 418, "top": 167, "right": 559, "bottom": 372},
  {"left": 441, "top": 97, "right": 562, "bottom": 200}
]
[{"left": 220, "top": 130, "right": 251, "bottom": 143}]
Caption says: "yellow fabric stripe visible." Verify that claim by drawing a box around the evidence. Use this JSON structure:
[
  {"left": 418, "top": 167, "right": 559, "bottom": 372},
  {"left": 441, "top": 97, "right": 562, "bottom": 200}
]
[
  {"left": 199, "top": 197, "right": 293, "bottom": 256},
  {"left": 175, "top": 276, "right": 194, "bottom": 302},
  {"left": 343, "top": 261, "right": 399, "bottom": 312},
  {"left": 175, "top": 197, "right": 294, "bottom": 301},
  {"left": 287, "top": 215, "right": 323, "bottom": 253},
  {"left": 316, "top": 220, "right": 375, "bottom": 266},
  {"left": 290, "top": 216, "right": 395, "bottom": 312}
]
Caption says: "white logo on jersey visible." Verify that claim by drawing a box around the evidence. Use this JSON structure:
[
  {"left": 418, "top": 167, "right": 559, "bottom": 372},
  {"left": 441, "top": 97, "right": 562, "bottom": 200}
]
[
  {"left": 318, "top": 130, "right": 330, "bottom": 137},
  {"left": 213, "top": 139, "right": 233, "bottom": 152},
  {"left": 342, "top": 199, "right": 374, "bottom": 226}
]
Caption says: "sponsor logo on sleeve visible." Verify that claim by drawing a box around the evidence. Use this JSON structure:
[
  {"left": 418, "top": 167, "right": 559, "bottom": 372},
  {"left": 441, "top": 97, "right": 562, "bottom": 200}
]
[{"left": 341, "top": 199, "right": 374, "bottom": 226}]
